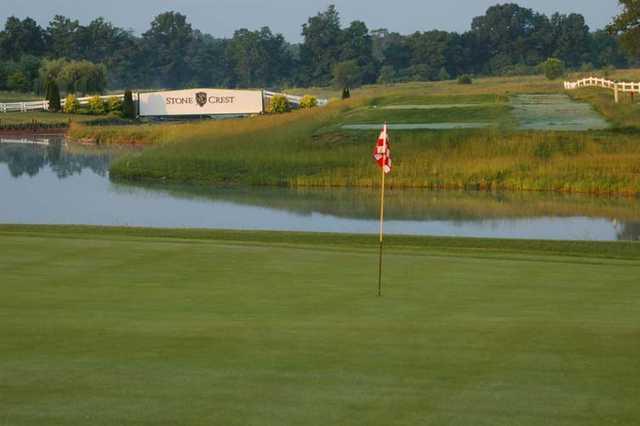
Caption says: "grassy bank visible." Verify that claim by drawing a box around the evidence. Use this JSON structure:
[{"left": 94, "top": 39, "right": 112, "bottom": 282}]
[
  {"left": 106, "top": 124, "right": 640, "bottom": 195},
  {"left": 67, "top": 74, "right": 640, "bottom": 195},
  {"left": 1, "top": 225, "right": 639, "bottom": 425},
  {"left": 0, "top": 111, "right": 97, "bottom": 126}
]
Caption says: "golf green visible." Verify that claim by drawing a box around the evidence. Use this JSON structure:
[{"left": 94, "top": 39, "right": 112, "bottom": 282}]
[{"left": 1, "top": 226, "right": 639, "bottom": 425}]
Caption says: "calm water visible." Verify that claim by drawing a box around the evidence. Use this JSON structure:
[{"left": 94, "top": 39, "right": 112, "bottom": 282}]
[{"left": 1, "top": 138, "right": 639, "bottom": 241}]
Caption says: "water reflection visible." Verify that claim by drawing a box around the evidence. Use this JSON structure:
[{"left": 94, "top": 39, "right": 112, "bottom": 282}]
[
  {"left": 0, "top": 138, "right": 111, "bottom": 178},
  {"left": 1, "top": 139, "right": 639, "bottom": 241}
]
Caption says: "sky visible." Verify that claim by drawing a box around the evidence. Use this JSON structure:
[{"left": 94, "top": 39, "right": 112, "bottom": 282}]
[{"left": 1, "top": 0, "right": 622, "bottom": 41}]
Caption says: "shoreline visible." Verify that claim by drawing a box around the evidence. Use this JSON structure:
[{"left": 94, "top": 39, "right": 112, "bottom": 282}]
[{"left": 1, "top": 224, "right": 639, "bottom": 258}]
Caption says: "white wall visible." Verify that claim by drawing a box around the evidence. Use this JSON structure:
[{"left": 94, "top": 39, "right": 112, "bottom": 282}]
[{"left": 139, "top": 88, "right": 263, "bottom": 117}]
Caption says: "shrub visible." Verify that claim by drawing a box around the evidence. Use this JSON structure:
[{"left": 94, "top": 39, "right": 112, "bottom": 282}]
[
  {"left": 299, "top": 95, "right": 318, "bottom": 109},
  {"left": 543, "top": 58, "right": 565, "bottom": 80},
  {"left": 457, "top": 75, "right": 473, "bottom": 85},
  {"left": 267, "top": 95, "right": 291, "bottom": 113},
  {"left": 88, "top": 95, "right": 105, "bottom": 115},
  {"left": 63, "top": 94, "right": 80, "bottom": 113},
  {"left": 46, "top": 79, "right": 61, "bottom": 112},
  {"left": 122, "top": 89, "right": 136, "bottom": 119},
  {"left": 107, "top": 96, "right": 123, "bottom": 114},
  {"left": 341, "top": 88, "right": 351, "bottom": 99}
]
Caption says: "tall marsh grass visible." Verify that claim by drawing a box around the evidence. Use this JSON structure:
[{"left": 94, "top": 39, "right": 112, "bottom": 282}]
[{"left": 68, "top": 76, "right": 640, "bottom": 196}]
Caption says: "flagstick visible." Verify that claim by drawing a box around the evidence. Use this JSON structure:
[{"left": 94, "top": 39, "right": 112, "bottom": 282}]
[{"left": 378, "top": 151, "right": 386, "bottom": 297}]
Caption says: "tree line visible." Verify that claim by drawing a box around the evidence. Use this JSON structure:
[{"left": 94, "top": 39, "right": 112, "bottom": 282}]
[{"left": 0, "top": 2, "right": 635, "bottom": 94}]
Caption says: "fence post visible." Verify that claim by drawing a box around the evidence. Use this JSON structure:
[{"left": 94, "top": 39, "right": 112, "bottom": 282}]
[{"left": 614, "top": 84, "right": 620, "bottom": 104}]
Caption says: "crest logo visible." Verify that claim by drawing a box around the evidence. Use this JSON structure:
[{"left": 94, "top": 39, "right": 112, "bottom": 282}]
[{"left": 195, "top": 92, "right": 207, "bottom": 107}]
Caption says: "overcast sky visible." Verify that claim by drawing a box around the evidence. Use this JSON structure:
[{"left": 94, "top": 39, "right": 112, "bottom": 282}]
[{"left": 1, "top": 0, "right": 622, "bottom": 41}]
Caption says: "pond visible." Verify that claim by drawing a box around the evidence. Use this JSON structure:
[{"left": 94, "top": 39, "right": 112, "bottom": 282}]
[{"left": 1, "top": 138, "right": 639, "bottom": 241}]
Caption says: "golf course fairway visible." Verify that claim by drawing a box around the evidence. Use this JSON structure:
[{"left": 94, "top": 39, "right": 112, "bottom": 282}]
[{"left": 1, "top": 225, "right": 639, "bottom": 425}]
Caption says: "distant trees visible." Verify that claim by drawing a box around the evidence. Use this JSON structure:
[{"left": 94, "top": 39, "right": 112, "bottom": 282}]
[
  {"left": 608, "top": 0, "right": 640, "bottom": 56},
  {"left": 0, "top": 4, "right": 636, "bottom": 93},
  {"left": 141, "top": 12, "right": 195, "bottom": 89},
  {"left": 333, "top": 60, "right": 362, "bottom": 92},
  {"left": 227, "top": 27, "right": 293, "bottom": 88},
  {"left": 39, "top": 59, "right": 106, "bottom": 95}
]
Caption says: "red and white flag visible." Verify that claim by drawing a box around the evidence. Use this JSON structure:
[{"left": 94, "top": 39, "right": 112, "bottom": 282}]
[{"left": 373, "top": 124, "right": 392, "bottom": 174}]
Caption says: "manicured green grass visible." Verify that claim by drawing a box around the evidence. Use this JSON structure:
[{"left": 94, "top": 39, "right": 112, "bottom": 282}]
[{"left": 1, "top": 225, "right": 639, "bottom": 425}]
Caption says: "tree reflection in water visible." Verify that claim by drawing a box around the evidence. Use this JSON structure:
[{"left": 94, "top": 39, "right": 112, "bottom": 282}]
[{"left": 0, "top": 139, "right": 111, "bottom": 178}]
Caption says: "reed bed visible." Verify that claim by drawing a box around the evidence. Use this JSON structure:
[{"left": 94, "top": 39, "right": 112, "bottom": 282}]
[
  {"left": 107, "top": 119, "right": 640, "bottom": 195},
  {"left": 66, "top": 76, "right": 640, "bottom": 196}
]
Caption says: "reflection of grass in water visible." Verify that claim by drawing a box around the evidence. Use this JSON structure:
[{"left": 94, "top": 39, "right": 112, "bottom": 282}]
[{"left": 110, "top": 182, "right": 640, "bottom": 223}]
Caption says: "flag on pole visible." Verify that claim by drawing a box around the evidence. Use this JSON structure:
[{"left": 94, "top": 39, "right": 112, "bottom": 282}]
[
  {"left": 373, "top": 124, "right": 392, "bottom": 174},
  {"left": 373, "top": 123, "right": 391, "bottom": 297}
]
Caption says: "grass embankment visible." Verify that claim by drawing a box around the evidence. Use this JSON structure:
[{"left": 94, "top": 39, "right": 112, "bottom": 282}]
[
  {"left": 69, "top": 74, "right": 640, "bottom": 195},
  {"left": 1, "top": 225, "right": 639, "bottom": 425},
  {"left": 0, "top": 111, "right": 96, "bottom": 126},
  {"left": 106, "top": 123, "right": 640, "bottom": 194}
]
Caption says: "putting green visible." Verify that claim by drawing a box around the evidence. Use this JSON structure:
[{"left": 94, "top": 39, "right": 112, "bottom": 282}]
[{"left": 1, "top": 226, "right": 639, "bottom": 425}]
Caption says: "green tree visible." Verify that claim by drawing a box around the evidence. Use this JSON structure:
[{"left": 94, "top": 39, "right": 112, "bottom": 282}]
[
  {"left": 608, "top": 0, "right": 640, "bottom": 56},
  {"left": 543, "top": 58, "right": 565, "bottom": 80},
  {"left": 339, "top": 20, "right": 377, "bottom": 84},
  {"left": 141, "top": 12, "right": 195, "bottom": 88},
  {"left": 46, "top": 79, "right": 61, "bottom": 112},
  {"left": 46, "top": 15, "right": 81, "bottom": 58},
  {"left": 7, "top": 71, "right": 30, "bottom": 92},
  {"left": 227, "top": 27, "right": 292, "bottom": 88},
  {"left": 122, "top": 89, "right": 136, "bottom": 119},
  {"left": 377, "top": 65, "right": 395, "bottom": 84},
  {"left": 471, "top": 4, "right": 553, "bottom": 73},
  {"left": 550, "top": 13, "right": 591, "bottom": 67},
  {"left": 58, "top": 60, "right": 107, "bottom": 95},
  {"left": 0, "top": 17, "right": 46, "bottom": 60},
  {"left": 300, "top": 5, "right": 342, "bottom": 86},
  {"left": 332, "top": 60, "right": 362, "bottom": 91},
  {"left": 438, "top": 67, "right": 451, "bottom": 81}
]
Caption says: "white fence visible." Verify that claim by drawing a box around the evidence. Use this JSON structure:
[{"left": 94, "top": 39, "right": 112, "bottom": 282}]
[
  {"left": 2, "top": 91, "right": 328, "bottom": 114},
  {"left": 0, "top": 94, "right": 134, "bottom": 113},
  {"left": 564, "top": 77, "right": 640, "bottom": 103}
]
